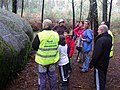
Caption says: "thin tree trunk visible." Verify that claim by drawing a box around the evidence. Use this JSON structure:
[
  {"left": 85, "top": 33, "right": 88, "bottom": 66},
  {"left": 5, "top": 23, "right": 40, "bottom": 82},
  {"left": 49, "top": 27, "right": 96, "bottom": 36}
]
[
  {"left": 12, "top": 0, "right": 17, "bottom": 14},
  {"left": 108, "top": 0, "right": 113, "bottom": 29},
  {"left": 21, "top": 0, "right": 24, "bottom": 17},
  {"left": 87, "top": 0, "right": 93, "bottom": 29},
  {"left": 93, "top": 0, "right": 98, "bottom": 38},
  {"left": 41, "top": 0, "right": 44, "bottom": 29},
  {"left": 102, "top": 0, "right": 107, "bottom": 21},
  {"left": 79, "top": 0, "right": 83, "bottom": 21},
  {"left": 88, "top": 0, "right": 98, "bottom": 38},
  {"left": 72, "top": 0, "right": 75, "bottom": 35}
]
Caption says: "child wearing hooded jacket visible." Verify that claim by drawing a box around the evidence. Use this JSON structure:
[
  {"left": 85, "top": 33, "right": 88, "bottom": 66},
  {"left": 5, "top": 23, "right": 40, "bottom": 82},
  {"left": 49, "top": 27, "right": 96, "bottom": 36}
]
[
  {"left": 64, "top": 30, "right": 74, "bottom": 73},
  {"left": 58, "top": 35, "right": 69, "bottom": 90}
]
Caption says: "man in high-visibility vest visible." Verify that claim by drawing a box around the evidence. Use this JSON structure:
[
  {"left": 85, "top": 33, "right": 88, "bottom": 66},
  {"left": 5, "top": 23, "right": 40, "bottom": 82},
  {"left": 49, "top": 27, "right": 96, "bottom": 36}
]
[
  {"left": 32, "top": 19, "right": 59, "bottom": 90},
  {"left": 101, "top": 21, "right": 114, "bottom": 58}
]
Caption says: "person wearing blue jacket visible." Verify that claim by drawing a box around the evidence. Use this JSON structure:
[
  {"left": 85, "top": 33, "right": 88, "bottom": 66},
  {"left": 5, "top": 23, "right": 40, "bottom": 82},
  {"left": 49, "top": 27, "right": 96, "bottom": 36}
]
[{"left": 80, "top": 20, "right": 93, "bottom": 73}]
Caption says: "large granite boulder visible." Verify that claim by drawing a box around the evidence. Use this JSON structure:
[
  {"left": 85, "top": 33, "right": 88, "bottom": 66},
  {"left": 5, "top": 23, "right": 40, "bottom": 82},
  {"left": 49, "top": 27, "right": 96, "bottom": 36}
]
[{"left": 0, "top": 9, "right": 33, "bottom": 89}]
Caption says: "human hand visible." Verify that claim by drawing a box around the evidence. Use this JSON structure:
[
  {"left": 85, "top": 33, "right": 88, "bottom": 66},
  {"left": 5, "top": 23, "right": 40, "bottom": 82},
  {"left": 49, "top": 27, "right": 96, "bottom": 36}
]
[{"left": 81, "top": 38, "right": 86, "bottom": 41}]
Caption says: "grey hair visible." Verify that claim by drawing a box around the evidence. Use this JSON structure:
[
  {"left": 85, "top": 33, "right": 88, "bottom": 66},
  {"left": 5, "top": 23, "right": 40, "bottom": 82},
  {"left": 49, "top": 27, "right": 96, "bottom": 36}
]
[
  {"left": 99, "top": 24, "right": 108, "bottom": 33},
  {"left": 43, "top": 19, "right": 52, "bottom": 28}
]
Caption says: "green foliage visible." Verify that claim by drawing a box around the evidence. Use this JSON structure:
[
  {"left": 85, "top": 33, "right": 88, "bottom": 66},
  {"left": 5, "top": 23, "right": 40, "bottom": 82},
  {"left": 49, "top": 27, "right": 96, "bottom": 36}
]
[
  {"left": 44, "top": 8, "right": 69, "bottom": 21},
  {"left": 111, "top": 15, "right": 120, "bottom": 29},
  {"left": 111, "top": 16, "right": 120, "bottom": 42},
  {"left": 22, "top": 0, "right": 93, "bottom": 25}
]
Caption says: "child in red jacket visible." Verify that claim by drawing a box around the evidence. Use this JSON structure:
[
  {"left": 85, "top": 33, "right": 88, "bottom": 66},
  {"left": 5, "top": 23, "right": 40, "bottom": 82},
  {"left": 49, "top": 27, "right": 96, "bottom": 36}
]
[{"left": 64, "top": 30, "right": 74, "bottom": 73}]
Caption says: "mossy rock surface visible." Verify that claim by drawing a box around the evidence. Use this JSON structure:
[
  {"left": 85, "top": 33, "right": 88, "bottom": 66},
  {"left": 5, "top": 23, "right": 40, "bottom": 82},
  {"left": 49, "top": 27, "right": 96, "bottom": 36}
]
[{"left": 0, "top": 9, "right": 33, "bottom": 89}]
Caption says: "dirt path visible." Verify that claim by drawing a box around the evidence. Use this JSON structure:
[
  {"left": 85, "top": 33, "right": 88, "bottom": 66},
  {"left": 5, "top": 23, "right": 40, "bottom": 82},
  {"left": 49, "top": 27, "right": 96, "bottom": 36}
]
[{"left": 5, "top": 35, "right": 120, "bottom": 90}]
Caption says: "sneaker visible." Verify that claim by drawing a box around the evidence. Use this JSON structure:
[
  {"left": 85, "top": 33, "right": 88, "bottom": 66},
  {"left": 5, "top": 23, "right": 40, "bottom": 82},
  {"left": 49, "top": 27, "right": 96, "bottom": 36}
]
[
  {"left": 80, "top": 69, "right": 88, "bottom": 73},
  {"left": 77, "top": 57, "right": 80, "bottom": 63},
  {"left": 62, "top": 86, "right": 68, "bottom": 90},
  {"left": 77, "top": 60, "right": 80, "bottom": 63},
  {"left": 68, "top": 70, "right": 71, "bottom": 73},
  {"left": 79, "top": 66, "right": 83, "bottom": 69}
]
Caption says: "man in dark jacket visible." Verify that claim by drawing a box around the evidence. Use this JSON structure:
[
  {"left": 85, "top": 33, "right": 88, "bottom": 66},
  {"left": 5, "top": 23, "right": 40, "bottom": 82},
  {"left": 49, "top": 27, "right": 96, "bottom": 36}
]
[
  {"left": 52, "top": 19, "right": 68, "bottom": 35},
  {"left": 89, "top": 25, "right": 112, "bottom": 90}
]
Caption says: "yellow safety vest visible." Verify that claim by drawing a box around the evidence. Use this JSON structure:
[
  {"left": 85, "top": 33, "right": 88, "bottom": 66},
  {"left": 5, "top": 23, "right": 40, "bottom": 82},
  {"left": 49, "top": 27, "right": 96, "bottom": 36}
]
[
  {"left": 35, "top": 30, "right": 59, "bottom": 65},
  {"left": 108, "top": 30, "right": 114, "bottom": 57}
]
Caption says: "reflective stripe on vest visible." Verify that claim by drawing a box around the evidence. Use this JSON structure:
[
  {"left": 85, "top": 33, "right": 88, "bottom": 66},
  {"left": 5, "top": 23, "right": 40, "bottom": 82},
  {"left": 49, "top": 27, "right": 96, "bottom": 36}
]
[
  {"left": 36, "top": 52, "right": 57, "bottom": 58},
  {"left": 35, "top": 30, "right": 59, "bottom": 65},
  {"left": 37, "top": 47, "right": 58, "bottom": 58},
  {"left": 38, "top": 47, "right": 58, "bottom": 51}
]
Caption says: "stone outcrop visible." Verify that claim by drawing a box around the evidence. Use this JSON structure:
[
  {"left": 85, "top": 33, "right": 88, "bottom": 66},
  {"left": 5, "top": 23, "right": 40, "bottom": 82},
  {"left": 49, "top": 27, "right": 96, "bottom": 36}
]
[{"left": 0, "top": 9, "right": 33, "bottom": 89}]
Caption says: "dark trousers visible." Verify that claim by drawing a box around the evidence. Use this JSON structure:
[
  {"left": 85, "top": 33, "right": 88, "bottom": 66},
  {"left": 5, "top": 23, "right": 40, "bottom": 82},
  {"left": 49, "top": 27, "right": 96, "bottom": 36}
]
[
  {"left": 94, "top": 68, "right": 107, "bottom": 90},
  {"left": 68, "top": 57, "right": 72, "bottom": 71},
  {"left": 59, "top": 63, "right": 69, "bottom": 89}
]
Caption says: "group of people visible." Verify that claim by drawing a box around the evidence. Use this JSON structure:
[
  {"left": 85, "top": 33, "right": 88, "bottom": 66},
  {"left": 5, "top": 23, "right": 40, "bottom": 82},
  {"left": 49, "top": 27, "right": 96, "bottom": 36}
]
[
  {"left": 32, "top": 19, "right": 74, "bottom": 90},
  {"left": 32, "top": 18, "right": 114, "bottom": 90}
]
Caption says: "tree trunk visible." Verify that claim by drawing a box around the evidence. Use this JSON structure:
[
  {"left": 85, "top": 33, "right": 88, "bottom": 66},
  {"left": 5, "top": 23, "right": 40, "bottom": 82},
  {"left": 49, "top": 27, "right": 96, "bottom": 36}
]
[
  {"left": 87, "top": 0, "right": 93, "bottom": 29},
  {"left": 102, "top": 0, "right": 107, "bottom": 21},
  {"left": 41, "top": 0, "right": 44, "bottom": 29},
  {"left": 79, "top": 0, "right": 83, "bottom": 21},
  {"left": 12, "top": 0, "right": 17, "bottom": 14},
  {"left": 88, "top": 0, "right": 98, "bottom": 38},
  {"left": 21, "top": 0, "right": 24, "bottom": 17},
  {"left": 108, "top": 0, "right": 113, "bottom": 29},
  {"left": 72, "top": 0, "right": 75, "bottom": 37},
  {"left": 93, "top": 0, "right": 98, "bottom": 38}
]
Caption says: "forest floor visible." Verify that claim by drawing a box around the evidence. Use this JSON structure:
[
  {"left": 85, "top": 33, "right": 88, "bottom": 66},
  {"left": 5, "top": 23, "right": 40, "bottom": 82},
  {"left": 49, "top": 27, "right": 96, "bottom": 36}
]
[{"left": 5, "top": 34, "right": 120, "bottom": 90}]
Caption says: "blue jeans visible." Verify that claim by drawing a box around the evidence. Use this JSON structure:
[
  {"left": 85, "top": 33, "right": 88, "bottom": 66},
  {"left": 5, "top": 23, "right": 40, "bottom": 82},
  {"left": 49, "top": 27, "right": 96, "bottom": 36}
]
[{"left": 82, "top": 52, "right": 90, "bottom": 71}]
